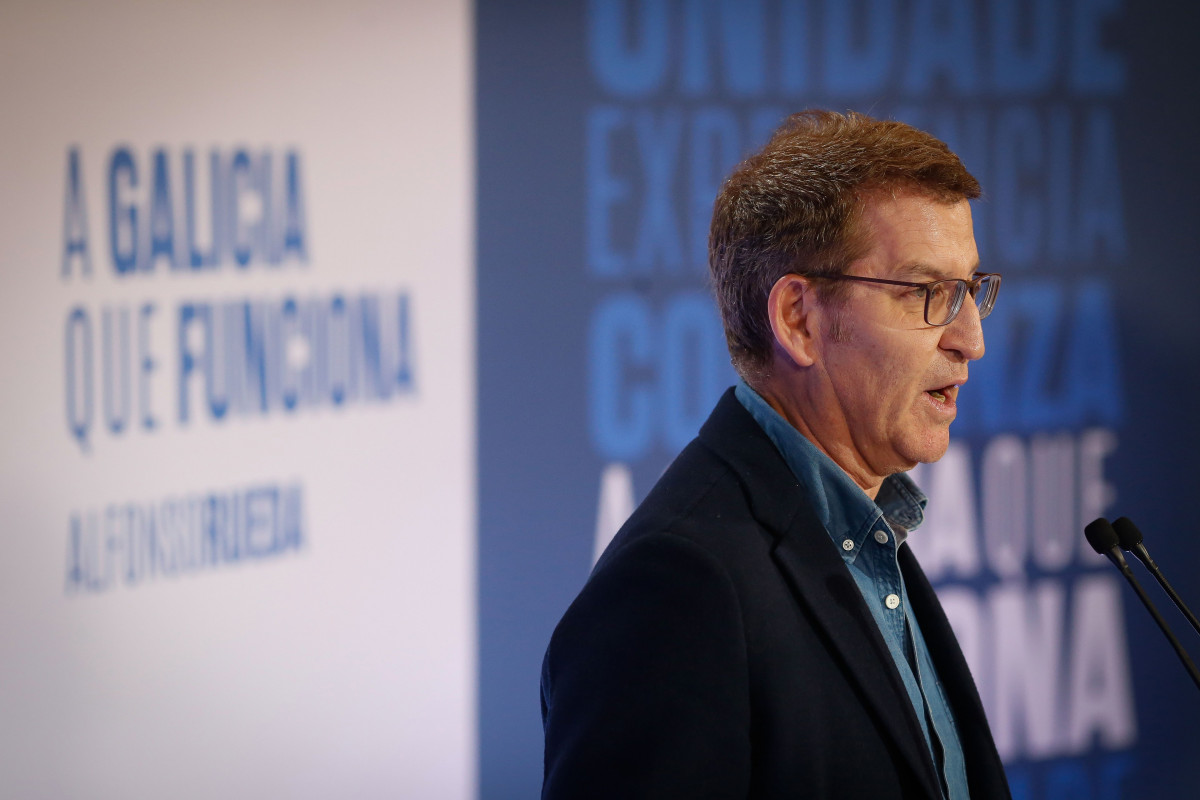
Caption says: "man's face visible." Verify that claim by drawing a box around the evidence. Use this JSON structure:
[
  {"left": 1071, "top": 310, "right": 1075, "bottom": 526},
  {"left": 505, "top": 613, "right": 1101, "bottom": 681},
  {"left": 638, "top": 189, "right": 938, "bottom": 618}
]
[{"left": 808, "top": 192, "right": 984, "bottom": 480}]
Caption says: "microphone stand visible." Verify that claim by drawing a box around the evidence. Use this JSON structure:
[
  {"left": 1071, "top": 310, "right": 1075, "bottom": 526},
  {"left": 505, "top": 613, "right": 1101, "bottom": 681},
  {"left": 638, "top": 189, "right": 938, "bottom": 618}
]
[
  {"left": 1113, "top": 516, "right": 1200, "bottom": 637},
  {"left": 1086, "top": 518, "right": 1200, "bottom": 692}
]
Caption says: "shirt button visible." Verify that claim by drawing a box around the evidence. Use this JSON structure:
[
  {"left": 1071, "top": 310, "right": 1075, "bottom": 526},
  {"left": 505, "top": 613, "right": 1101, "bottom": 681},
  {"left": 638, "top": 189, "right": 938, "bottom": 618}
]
[
  {"left": 885, "top": 594, "right": 901, "bottom": 610},
  {"left": 874, "top": 530, "right": 889, "bottom": 544},
  {"left": 842, "top": 538, "right": 855, "bottom": 551}
]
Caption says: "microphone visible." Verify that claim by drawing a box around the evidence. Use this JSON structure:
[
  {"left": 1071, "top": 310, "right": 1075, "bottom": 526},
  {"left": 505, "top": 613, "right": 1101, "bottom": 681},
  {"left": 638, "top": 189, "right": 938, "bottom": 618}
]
[
  {"left": 1112, "top": 516, "right": 1200, "bottom": 637},
  {"left": 1084, "top": 518, "right": 1200, "bottom": 692}
]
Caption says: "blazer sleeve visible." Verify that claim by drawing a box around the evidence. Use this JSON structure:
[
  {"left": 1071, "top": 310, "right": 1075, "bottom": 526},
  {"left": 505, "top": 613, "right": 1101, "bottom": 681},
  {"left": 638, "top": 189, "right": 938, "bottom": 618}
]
[{"left": 540, "top": 532, "right": 752, "bottom": 799}]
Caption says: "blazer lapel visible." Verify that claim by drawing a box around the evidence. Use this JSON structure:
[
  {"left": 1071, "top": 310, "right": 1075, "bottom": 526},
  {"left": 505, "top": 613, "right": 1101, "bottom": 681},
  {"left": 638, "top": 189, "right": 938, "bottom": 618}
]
[
  {"left": 699, "top": 389, "right": 944, "bottom": 799},
  {"left": 901, "top": 547, "right": 1011, "bottom": 798},
  {"left": 770, "top": 517, "right": 944, "bottom": 799}
]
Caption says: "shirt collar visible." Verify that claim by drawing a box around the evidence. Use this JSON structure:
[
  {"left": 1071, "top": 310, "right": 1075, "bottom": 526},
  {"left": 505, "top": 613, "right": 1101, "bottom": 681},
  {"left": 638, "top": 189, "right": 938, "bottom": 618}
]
[{"left": 734, "top": 380, "right": 927, "bottom": 557}]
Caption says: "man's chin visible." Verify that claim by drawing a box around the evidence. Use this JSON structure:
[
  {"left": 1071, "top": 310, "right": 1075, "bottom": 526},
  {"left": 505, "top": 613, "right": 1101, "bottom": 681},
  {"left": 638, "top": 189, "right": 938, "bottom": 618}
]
[{"left": 906, "top": 432, "right": 951, "bottom": 465}]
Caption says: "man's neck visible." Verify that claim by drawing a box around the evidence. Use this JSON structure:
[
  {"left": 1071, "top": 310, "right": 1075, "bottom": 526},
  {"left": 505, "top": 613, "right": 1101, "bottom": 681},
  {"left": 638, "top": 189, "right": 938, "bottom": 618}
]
[{"left": 750, "top": 377, "right": 884, "bottom": 500}]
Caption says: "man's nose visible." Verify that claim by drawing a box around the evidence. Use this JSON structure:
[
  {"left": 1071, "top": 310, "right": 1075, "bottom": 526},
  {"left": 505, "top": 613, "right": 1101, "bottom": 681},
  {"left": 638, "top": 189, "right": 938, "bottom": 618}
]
[{"left": 940, "top": 300, "right": 985, "bottom": 362}]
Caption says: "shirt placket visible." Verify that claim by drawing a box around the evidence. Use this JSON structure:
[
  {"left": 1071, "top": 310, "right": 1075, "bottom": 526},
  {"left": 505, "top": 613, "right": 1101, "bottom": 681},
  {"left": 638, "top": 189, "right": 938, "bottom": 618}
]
[{"left": 873, "top": 519, "right": 948, "bottom": 799}]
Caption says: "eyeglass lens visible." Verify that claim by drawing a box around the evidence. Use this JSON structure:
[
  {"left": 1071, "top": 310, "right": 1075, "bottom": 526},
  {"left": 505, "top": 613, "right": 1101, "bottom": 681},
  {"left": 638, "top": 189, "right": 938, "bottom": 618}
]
[{"left": 927, "top": 275, "right": 997, "bottom": 326}]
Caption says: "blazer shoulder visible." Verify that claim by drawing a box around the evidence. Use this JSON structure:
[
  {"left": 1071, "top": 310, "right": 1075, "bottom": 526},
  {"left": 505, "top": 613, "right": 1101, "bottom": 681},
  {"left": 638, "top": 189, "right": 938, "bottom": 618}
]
[{"left": 595, "top": 435, "right": 761, "bottom": 570}]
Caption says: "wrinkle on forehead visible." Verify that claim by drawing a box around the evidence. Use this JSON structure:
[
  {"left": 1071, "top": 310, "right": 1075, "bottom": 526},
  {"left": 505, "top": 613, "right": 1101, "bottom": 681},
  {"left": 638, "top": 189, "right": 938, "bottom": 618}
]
[{"left": 853, "top": 194, "right": 978, "bottom": 282}]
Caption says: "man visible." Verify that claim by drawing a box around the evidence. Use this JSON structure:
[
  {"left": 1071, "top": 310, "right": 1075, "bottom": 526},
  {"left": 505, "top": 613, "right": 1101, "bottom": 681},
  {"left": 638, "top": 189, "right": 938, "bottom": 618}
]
[{"left": 541, "top": 110, "right": 1011, "bottom": 799}]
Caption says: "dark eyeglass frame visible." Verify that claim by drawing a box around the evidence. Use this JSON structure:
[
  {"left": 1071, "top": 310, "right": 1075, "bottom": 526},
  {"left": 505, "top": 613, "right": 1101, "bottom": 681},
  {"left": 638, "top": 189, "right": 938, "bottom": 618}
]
[{"left": 811, "top": 271, "right": 1002, "bottom": 327}]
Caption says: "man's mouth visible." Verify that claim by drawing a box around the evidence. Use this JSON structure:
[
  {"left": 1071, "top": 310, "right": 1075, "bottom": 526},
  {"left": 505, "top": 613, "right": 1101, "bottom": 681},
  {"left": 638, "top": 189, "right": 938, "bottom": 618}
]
[{"left": 926, "top": 384, "right": 959, "bottom": 404}]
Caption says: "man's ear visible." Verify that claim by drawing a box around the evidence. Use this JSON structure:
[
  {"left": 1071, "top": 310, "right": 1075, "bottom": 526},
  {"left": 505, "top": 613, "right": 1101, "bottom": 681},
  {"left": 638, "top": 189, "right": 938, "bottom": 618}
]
[{"left": 767, "top": 273, "right": 819, "bottom": 368}]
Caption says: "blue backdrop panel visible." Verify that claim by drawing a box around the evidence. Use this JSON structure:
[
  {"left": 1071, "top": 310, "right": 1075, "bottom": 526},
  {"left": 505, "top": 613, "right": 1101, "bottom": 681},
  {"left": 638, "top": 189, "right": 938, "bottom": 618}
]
[{"left": 478, "top": 1, "right": 1200, "bottom": 797}]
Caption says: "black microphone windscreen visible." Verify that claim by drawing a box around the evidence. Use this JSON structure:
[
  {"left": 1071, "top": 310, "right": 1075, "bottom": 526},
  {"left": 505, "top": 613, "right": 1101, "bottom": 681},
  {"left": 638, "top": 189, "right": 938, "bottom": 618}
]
[
  {"left": 1085, "top": 517, "right": 1120, "bottom": 554},
  {"left": 1113, "top": 517, "right": 1144, "bottom": 550}
]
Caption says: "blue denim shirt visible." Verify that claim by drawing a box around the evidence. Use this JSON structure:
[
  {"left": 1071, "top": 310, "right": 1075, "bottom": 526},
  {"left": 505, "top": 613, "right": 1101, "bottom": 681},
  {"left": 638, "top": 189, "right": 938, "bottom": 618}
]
[{"left": 736, "top": 381, "right": 969, "bottom": 800}]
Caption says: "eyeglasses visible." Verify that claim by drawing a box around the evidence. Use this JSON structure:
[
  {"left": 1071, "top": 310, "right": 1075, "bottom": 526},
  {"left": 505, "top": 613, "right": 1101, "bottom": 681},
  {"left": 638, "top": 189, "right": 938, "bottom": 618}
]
[{"left": 814, "top": 272, "right": 1002, "bottom": 327}]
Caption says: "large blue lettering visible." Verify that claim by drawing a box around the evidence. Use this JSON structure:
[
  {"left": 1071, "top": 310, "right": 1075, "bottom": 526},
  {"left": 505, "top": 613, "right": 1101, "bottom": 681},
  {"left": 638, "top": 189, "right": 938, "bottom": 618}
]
[
  {"left": 183, "top": 150, "right": 214, "bottom": 269},
  {"left": 633, "top": 108, "right": 686, "bottom": 273},
  {"left": 587, "top": 107, "right": 631, "bottom": 276},
  {"left": 62, "top": 147, "right": 91, "bottom": 278},
  {"left": 282, "top": 151, "right": 308, "bottom": 262},
  {"left": 1011, "top": 285, "right": 1064, "bottom": 431},
  {"left": 280, "top": 298, "right": 301, "bottom": 410},
  {"left": 585, "top": 0, "right": 1126, "bottom": 99},
  {"left": 689, "top": 107, "right": 741, "bottom": 264},
  {"left": 326, "top": 295, "right": 350, "bottom": 406},
  {"left": 904, "top": 105, "right": 1122, "bottom": 270},
  {"left": 395, "top": 293, "right": 415, "bottom": 393},
  {"left": 588, "top": 0, "right": 670, "bottom": 97},
  {"left": 258, "top": 153, "right": 275, "bottom": 263},
  {"left": 1076, "top": 108, "right": 1126, "bottom": 260},
  {"left": 1046, "top": 108, "right": 1074, "bottom": 261},
  {"left": 823, "top": 0, "right": 895, "bottom": 96},
  {"left": 231, "top": 149, "right": 254, "bottom": 267},
  {"left": 108, "top": 147, "right": 138, "bottom": 274},
  {"left": 148, "top": 149, "right": 177, "bottom": 270},
  {"left": 963, "top": 281, "right": 1124, "bottom": 435},
  {"left": 904, "top": 0, "right": 979, "bottom": 94},
  {"left": 589, "top": 291, "right": 733, "bottom": 459},
  {"left": 138, "top": 303, "right": 158, "bottom": 431},
  {"left": 1062, "top": 281, "right": 1123, "bottom": 426},
  {"left": 358, "top": 295, "right": 386, "bottom": 399},
  {"left": 779, "top": 0, "right": 810, "bottom": 94},
  {"left": 993, "top": 107, "right": 1043, "bottom": 267},
  {"left": 989, "top": 0, "right": 1059, "bottom": 94},
  {"left": 590, "top": 293, "right": 653, "bottom": 460},
  {"left": 923, "top": 107, "right": 990, "bottom": 257},
  {"left": 206, "top": 303, "right": 232, "bottom": 420},
  {"left": 177, "top": 303, "right": 205, "bottom": 424},
  {"left": 242, "top": 301, "right": 271, "bottom": 413},
  {"left": 65, "top": 307, "right": 93, "bottom": 450},
  {"left": 173, "top": 292, "right": 414, "bottom": 423},
  {"left": 681, "top": 0, "right": 766, "bottom": 97},
  {"left": 101, "top": 308, "right": 132, "bottom": 435},
  {"left": 661, "top": 293, "right": 725, "bottom": 449},
  {"left": 1069, "top": 0, "right": 1126, "bottom": 94}
]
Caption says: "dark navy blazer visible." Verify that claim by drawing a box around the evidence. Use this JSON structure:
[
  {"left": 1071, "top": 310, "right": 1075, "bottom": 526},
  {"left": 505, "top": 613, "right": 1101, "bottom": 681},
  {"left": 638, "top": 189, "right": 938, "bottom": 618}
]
[{"left": 541, "top": 388, "right": 1010, "bottom": 799}]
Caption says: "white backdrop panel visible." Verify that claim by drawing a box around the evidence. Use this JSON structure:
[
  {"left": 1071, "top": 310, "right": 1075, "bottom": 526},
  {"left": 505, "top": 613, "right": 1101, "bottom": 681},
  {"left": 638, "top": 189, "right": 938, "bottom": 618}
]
[{"left": 0, "top": 2, "right": 474, "bottom": 798}]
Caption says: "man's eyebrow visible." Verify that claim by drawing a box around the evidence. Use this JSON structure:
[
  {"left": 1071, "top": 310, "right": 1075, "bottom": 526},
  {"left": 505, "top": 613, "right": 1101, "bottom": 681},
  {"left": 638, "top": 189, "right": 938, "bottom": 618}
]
[
  {"left": 896, "top": 261, "right": 981, "bottom": 281},
  {"left": 896, "top": 262, "right": 950, "bottom": 280}
]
